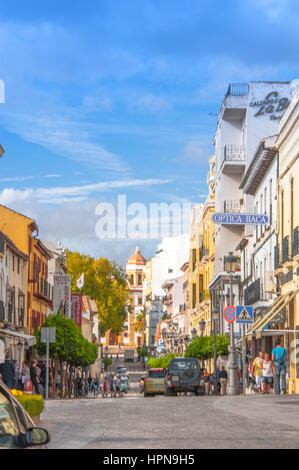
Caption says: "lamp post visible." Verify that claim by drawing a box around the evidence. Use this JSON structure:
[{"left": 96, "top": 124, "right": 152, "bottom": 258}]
[
  {"left": 224, "top": 252, "right": 240, "bottom": 396},
  {"left": 198, "top": 319, "right": 205, "bottom": 369},
  {"left": 184, "top": 335, "right": 190, "bottom": 354},
  {"left": 191, "top": 328, "right": 197, "bottom": 341},
  {"left": 212, "top": 303, "right": 218, "bottom": 395}
]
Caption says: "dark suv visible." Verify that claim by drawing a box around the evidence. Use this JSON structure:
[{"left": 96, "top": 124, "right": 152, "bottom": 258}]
[{"left": 164, "top": 357, "right": 205, "bottom": 396}]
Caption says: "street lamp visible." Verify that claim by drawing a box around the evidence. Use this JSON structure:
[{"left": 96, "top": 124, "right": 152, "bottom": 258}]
[
  {"left": 224, "top": 252, "right": 240, "bottom": 396},
  {"left": 191, "top": 328, "right": 197, "bottom": 341},
  {"left": 184, "top": 335, "right": 190, "bottom": 353},
  {"left": 212, "top": 302, "right": 218, "bottom": 395},
  {"left": 198, "top": 319, "right": 206, "bottom": 369}
]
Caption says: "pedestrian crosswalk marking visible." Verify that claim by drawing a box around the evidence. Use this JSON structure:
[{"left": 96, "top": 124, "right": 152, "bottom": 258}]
[{"left": 238, "top": 307, "right": 251, "bottom": 321}]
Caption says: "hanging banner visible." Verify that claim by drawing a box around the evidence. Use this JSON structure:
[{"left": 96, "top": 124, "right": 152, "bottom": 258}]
[
  {"left": 53, "top": 274, "right": 71, "bottom": 318},
  {"left": 71, "top": 294, "right": 82, "bottom": 328}
]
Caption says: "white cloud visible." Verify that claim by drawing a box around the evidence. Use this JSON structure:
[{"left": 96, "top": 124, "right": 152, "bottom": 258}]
[
  {"left": 129, "top": 93, "right": 171, "bottom": 112},
  {"left": 180, "top": 141, "right": 210, "bottom": 164},
  {"left": 0, "top": 178, "right": 172, "bottom": 205},
  {"left": 249, "top": 0, "right": 289, "bottom": 23}
]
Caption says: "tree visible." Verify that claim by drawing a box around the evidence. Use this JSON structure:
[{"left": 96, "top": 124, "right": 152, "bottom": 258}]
[
  {"left": 34, "top": 314, "right": 97, "bottom": 368},
  {"left": 185, "top": 334, "right": 229, "bottom": 360},
  {"left": 66, "top": 250, "right": 130, "bottom": 335},
  {"left": 134, "top": 309, "right": 144, "bottom": 333}
]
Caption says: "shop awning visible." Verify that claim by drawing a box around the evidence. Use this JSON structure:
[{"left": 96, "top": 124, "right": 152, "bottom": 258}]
[
  {"left": 247, "top": 289, "right": 299, "bottom": 335},
  {"left": 0, "top": 328, "right": 36, "bottom": 346}
]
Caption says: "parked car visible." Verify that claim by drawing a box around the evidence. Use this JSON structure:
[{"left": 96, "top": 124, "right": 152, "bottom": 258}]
[
  {"left": 164, "top": 357, "right": 205, "bottom": 396},
  {"left": 144, "top": 368, "right": 166, "bottom": 397},
  {"left": 139, "top": 376, "right": 145, "bottom": 393},
  {"left": 0, "top": 380, "right": 50, "bottom": 449}
]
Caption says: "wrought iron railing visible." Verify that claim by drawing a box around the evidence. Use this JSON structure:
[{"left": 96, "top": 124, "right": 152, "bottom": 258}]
[
  {"left": 282, "top": 236, "right": 289, "bottom": 264},
  {"left": 224, "top": 199, "right": 245, "bottom": 213},
  {"left": 224, "top": 145, "right": 245, "bottom": 162},
  {"left": 292, "top": 226, "right": 299, "bottom": 257}
]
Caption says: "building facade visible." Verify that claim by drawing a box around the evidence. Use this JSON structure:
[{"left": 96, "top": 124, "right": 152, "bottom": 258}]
[{"left": 210, "top": 81, "right": 294, "bottom": 338}]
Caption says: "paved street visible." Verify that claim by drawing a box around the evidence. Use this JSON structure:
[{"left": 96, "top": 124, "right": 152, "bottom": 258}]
[{"left": 40, "top": 367, "right": 299, "bottom": 449}]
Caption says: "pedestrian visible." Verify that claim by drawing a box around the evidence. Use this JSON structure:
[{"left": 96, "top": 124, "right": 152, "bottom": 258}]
[
  {"left": 87, "top": 375, "right": 92, "bottom": 393},
  {"left": 251, "top": 351, "right": 264, "bottom": 394},
  {"left": 219, "top": 366, "right": 228, "bottom": 396},
  {"left": 261, "top": 353, "right": 275, "bottom": 394},
  {"left": 272, "top": 339, "right": 288, "bottom": 395},
  {"left": 91, "top": 376, "right": 99, "bottom": 398},
  {"left": 21, "top": 361, "right": 30, "bottom": 391},
  {"left": 115, "top": 374, "right": 122, "bottom": 397},
  {"left": 108, "top": 373, "right": 114, "bottom": 397},
  {"left": 102, "top": 372, "right": 108, "bottom": 398},
  {"left": 13, "top": 360, "right": 22, "bottom": 390},
  {"left": 30, "top": 360, "right": 42, "bottom": 394},
  {"left": 216, "top": 368, "right": 221, "bottom": 395},
  {"left": 203, "top": 369, "right": 210, "bottom": 395},
  {"left": 247, "top": 360, "right": 254, "bottom": 394},
  {"left": 0, "top": 352, "right": 15, "bottom": 389},
  {"left": 55, "top": 371, "right": 62, "bottom": 398}
]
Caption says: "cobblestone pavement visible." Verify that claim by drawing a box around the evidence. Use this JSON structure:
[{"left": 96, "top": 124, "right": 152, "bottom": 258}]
[{"left": 40, "top": 367, "right": 299, "bottom": 449}]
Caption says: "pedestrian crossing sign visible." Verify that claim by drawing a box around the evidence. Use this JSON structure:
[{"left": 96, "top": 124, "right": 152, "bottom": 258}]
[{"left": 236, "top": 306, "right": 253, "bottom": 323}]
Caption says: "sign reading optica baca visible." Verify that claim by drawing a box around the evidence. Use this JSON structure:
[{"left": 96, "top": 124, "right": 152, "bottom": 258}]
[
  {"left": 212, "top": 213, "right": 269, "bottom": 225},
  {"left": 250, "top": 91, "right": 289, "bottom": 121}
]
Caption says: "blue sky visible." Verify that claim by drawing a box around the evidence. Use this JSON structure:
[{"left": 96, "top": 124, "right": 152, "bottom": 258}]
[{"left": 0, "top": 0, "right": 299, "bottom": 265}]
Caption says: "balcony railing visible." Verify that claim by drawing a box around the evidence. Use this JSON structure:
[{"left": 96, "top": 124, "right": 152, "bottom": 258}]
[
  {"left": 224, "top": 145, "right": 245, "bottom": 162},
  {"left": 200, "top": 290, "right": 209, "bottom": 302},
  {"left": 199, "top": 247, "right": 209, "bottom": 261},
  {"left": 0, "top": 301, "right": 4, "bottom": 322},
  {"left": 244, "top": 278, "right": 262, "bottom": 305},
  {"left": 227, "top": 83, "right": 248, "bottom": 96},
  {"left": 274, "top": 245, "right": 280, "bottom": 270},
  {"left": 282, "top": 236, "right": 289, "bottom": 264},
  {"left": 292, "top": 226, "right": 299, "bottom": 257},
  {"left": 224, "top": 199, "right": 245, "bottom": 213}
]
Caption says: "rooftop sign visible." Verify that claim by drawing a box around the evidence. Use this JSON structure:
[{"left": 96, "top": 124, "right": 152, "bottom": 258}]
[{"left": 212, "top": 213, "right": 269, "bottom": 225}]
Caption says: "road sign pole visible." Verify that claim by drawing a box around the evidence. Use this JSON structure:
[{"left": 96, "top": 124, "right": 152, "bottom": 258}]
[
  {"left": 46, "top": 334, "right": 49, "bottom": 400},
  {"left": 227, "top": 274, "right": 240, "bottom": 396},
  {"left": 242, "top": 324, "right": 246, "bottom": 395}
]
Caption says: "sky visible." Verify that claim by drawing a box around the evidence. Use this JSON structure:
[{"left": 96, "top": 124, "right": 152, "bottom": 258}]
[{"left": 0, "top": 0, "right": 299, "bottom": 266}]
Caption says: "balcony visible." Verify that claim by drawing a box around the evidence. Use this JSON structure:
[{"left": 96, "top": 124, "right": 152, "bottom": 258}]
[
  {"left": 200, "top": 290, "right": 209, "bottom": 302},
  {"left": 244, "top": 278, "right": 262, "bottom": 305},
  {"left": 227, "top": 83, "right": 248, "bottom": 96},
  {"left": 222, "top": 145, "right": 246, "bottom": 175},
  {"left": 292, "top": 226, "right": 299, "bottom": 257},
  {"left": 224, "top": 199, "right": 245, "bottom": 214},
  {"left": 274, "top": 245, "right": 281, "bottom": 270},
  {"left": 199, "top": 246, "right": 209, "bottom": 262},
  {"left": 282, "top": 236, "right": 289, "bottom": 264}
]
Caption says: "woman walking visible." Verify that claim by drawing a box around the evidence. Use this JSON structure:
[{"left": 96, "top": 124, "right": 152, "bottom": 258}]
[
  {"left": 102, "top": 372, "right": 108, "bottom": 398},
  {"left": 261, "top": 353, "right": 275, "bottom": 394}
]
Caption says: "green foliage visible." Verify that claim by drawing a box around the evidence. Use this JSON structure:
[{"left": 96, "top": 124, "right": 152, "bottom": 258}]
[
  {"left": 147, "top": 353, "right": 176, "bottom": 369},
  {"left": 34, "top": 314, "right": 97, "bottom": 368},
  {"left": 103, "top": 358, "right": 112, "bottom": 368},
  {"left": 185, "top": 334, "right": 229, "bottom": 360},
  {"left": 137, "top": 346, "right": 148, "bottom": 357},
  {"left": 16, "top": 394, "right": 44, "bottom": 418},
  {"left": 66, "top": 250, "right": 130, "bottom": 335}
]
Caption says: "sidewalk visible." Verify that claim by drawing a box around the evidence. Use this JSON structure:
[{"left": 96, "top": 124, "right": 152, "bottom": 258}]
[{"left": 213, "top": 393, "right": 299, "bottom": 430}]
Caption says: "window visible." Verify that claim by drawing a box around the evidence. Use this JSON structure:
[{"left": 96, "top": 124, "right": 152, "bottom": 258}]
[
  {"left": 12, "top": 255, "right": 15, "bottom": 272},
  {"left": 138, "top": 274, "right": 142, "bottom": 286},
  {"left": 17, "top": 258, "right": 20, "bottom": 275},
  {"left": 138, "top": 296, "right": 142, "bottom": 306},
  {"left": 192, "top": 283, "right": 196, "bottom": 309},
  {"left": 130, "top": 275, "right": 134, "bottom": 285}
]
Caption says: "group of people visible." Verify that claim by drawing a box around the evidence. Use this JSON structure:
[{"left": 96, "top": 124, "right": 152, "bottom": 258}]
[
  {"left": 102, "top": 372, "right": 123, "bottom": 398},
  {"left": 250, "top": 339, "right": 288, "bottom": 395},
  {"left": 203, "top": 366, "right": 228, "bottom": 396},
  {"left": 0, "top": 353, "right": 52, "bottom": 397}
]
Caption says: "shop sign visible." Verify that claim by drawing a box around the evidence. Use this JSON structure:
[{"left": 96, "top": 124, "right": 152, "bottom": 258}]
[{"left": 250, "top": 91, "right": 289, "bottom": 121}]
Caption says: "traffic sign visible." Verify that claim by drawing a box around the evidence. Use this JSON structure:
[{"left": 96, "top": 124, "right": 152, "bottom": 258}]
[
  {"left": 236, "top": 306, "right": 253, "bottom": 323},
  {"left": 223, "top": 305, "right": 236, "bottom": 323},
  {"left": 41, "top": 327, "right": 56, "bottom": 343}
]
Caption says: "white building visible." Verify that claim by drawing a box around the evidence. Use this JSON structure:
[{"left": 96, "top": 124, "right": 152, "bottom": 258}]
[
  {"left": 210, "top": 81, "right": 295, "bottom": 336},
  {"left": 238, "top": 135, "right": 279, "bottom": 356}
]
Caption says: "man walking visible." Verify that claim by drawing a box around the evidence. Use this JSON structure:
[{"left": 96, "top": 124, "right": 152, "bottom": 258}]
[
  {"left": 272, "top": 339, "right": 288, "bottom": 394},
  {"left": 219, "top": 366, "right": 228, "bottom": 396}
]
